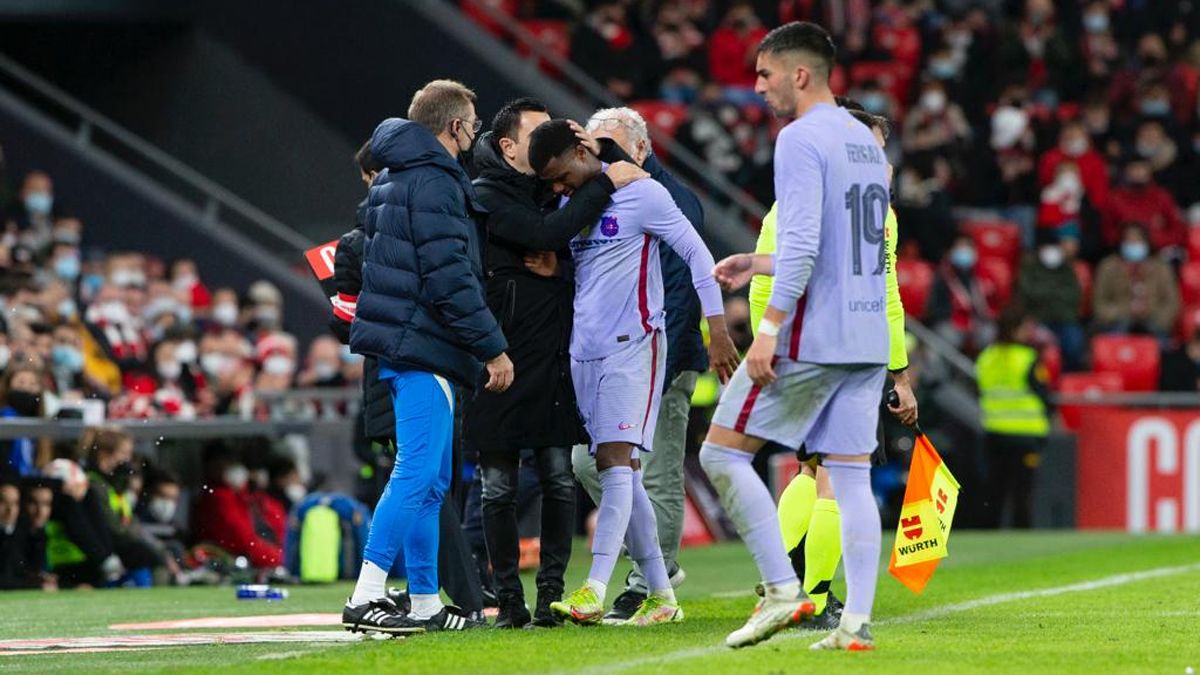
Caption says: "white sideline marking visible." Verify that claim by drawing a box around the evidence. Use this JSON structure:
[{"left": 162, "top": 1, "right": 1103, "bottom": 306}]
[{"left": 579, "top": 562, "right": 1200, "bottom": 675}]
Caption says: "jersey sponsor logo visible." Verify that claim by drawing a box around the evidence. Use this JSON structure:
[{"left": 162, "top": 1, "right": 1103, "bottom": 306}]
[
  {"left": 600, "top": 215, "right": 620, "bottom": 237},
  {"left": 848, "top": 296, "right": 886, "bottom": 313},
  {"left": 618, "top": 422, "right": 637, "bottom": 431}
]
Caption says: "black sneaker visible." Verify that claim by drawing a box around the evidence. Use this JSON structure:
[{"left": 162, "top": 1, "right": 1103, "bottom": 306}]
[
  {"left": 798, "top": 592, "right": 844, "bottom": 631},
  {"left": 385, "top": 587, "right": 411, "bottom": 614},
  {"left": 528, "top": 588, "right": 563, "bottom": 628},
  {"left": 494, "top": 593, "right": 531, "bottom": 629},
  {"left": 342, "top": 597, "right": 424, "bottom": 635},
  {"left": 601, "top": 589, "right": 646, "bottom": 625},
  {"left": 424, "top": 605, "right": 486, "bottom": 631}
]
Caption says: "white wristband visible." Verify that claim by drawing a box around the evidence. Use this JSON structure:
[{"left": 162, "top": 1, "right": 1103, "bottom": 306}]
[{"left": 759, "top": 318, "right": 781, "bottom": 337}]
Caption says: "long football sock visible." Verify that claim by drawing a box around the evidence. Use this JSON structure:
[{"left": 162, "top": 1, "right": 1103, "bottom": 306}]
[
  {"left": 588, "top": 465, "right": 634, "bottom": 599},
  {"left": 626, "top": 470, "right": 674, "bottom": 601},
  {"left": 825, "top": 461, "right": 879, "bottom": 620},
  {"left": 803, "top": 498, "right": 842, "bottom": 614},
  {"left": 699, "top": 442, "right": 797, "bottom": 587},
  {"left": 409, "top": 593, "right": 444, "bottom": 620},
  {"left": 349, "top": 560, "right": 388, "bottom": 607},
  {"left": 777, "top": 472, "right": 817, "bottom": 578}
]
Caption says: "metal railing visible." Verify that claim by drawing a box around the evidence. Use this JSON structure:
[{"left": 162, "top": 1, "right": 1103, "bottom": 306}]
[
  {"left": 452, "top": 0, "right": 768, "bottom": 225},
  {"left": 0, "top": 52, "right": 314, "bottom": 257}
]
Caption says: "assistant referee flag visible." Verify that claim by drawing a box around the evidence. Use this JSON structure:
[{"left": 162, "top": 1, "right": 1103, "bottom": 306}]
[{"left": 888, "top": 433, "right": 961, "bottom": 594}]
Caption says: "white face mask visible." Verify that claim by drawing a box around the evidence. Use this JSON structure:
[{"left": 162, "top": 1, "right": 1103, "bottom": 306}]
[
  {"left": 1063, "top": 137, "right": 1088, "bottom": 157},
  {"left": 1039, "top": 246, "right": 1064, "bottom": 269},
  {"left": 157, "top": 360, "right": 182, "bottom": 381},
  {"left": 148, "top": 498, "right": 176, "bottom": 524},
  {"left": 212, "top": 303, "right": 239, "bottom": 327},
  {"left": 920, "top": 90, "right": 946, "bottom": 113},
  {"left": 284, "top": 483, "right": 307, "bottom": 505},
  {"left": 176, "top": 341, "right": 198, "bottom": 364},
  {"left": 313, "top": 361, "right": 339, "bottom": 381},
  {"left": 263, "top": 355, "right": 295, "bottom": 377},
  {"left": 223, "top": 465, "right": 249, "bottom": 490},
  {"left": 200, "top": 352, "right": 231, "bottom": 377}
]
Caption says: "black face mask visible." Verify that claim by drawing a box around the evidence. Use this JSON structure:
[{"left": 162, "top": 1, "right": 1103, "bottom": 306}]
[
  {"left": 6, "top": 390, "right": 40, "bottom": 417},
  {"left": 107, "top": 461, "right": 135, "bottom": 491}
]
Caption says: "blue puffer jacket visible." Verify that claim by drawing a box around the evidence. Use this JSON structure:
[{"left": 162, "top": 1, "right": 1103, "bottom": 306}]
[{"left": 350, "top": 118, "right": 507, "bottom": 388}]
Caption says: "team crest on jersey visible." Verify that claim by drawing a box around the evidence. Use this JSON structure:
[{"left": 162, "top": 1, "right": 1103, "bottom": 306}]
[{"left": 600, "top": 215, "right": 620, "bottom": 237}]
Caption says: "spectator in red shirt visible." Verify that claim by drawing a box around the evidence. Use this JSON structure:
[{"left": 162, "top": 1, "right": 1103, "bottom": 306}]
[
  {"left": 170, "top": 259, "right": 211, "bottom": 312},
  {"left": 191, "top": 444, "right": 282, "bottom": 569},
  {"left": 706, "top": 2, "right": 768, "bottom": 104},
  {"left": 1037, "top": 120, "right": 1109, "bottom": 214},
  {"left": 1103, "top": 159, "right": 1187, "bottom": 254}
]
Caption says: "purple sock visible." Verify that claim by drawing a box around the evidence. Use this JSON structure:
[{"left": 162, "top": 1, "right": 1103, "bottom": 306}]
[
  {"left": 825, "top": 461, "right": 881, "bottom": 617},
  {"left": 699, "top": 442, "right": 797, "bottom": 587},
  {"left": 589, "top": 465, "right": 633, "bottom": 586},
  {"left": 625, "top": 470, "right": 670, "bottom": 592}
]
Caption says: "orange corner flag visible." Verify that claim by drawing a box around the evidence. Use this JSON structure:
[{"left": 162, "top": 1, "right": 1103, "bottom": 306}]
[{"left": 888, "top": 433, "right": 960, "bottom": 594}]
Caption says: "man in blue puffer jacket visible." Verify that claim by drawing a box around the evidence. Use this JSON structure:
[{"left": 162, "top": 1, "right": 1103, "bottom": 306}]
[{"left": 343, "top": 79, "right": 513, "bottom": 635}]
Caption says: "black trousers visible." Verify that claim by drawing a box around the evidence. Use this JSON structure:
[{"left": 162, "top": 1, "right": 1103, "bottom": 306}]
[
  {"left": 481, "top": 446, "right": 575, "bottom": 600},
  {"left": 982, "top": 432, "right": 1044, "bottom": 529}
]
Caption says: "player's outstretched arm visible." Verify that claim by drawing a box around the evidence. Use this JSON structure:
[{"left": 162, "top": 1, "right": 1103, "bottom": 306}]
[{"left": 714, "top": 253, "right": 775, "bottom": 291}]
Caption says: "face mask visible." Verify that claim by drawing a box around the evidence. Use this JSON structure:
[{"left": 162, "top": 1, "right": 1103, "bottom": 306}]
[
  {"left": 1038, "top": 246, "right": 1064, "bottom": 269},
  {"left": 946, "top": 30, "right": 972, "bottom": 50},
  {"left": 223, "top": 465, "right": 249, "bottom": 490},
  {"left": 861, "top": 92, "right": 888, "bottom": 114},
  {"left": 1139, "top": 99, "right": 1170, "bottom": 117},
  {"left": 24, "top": 192, "right": 52, "bottom": 216},
  {"left": 83, "top": 273, "right": 105, "bottom": 295},
  {"left": 920, "top": 90, "right": 946, "bottom": 113},
  {"left": 212, "top": 302, "right": 239, "bottom": 327},
  {"left": 99, "top": 301, "right": 129, "bottom": 323},
  {"left": 263, "top": 355, "right": 295, "bottom": 377},
  {"left": 1121, "top": 241, "right": 1149, "bottom": 262},
  {"left": 201, "top": 352, "right": 231, "bottom": 377},
  {"left": 950, "top": 247, "right": 976, "bottom": 270},
  {"left": 6, "top": 390, "right": 40, "bottom": 417},
  {"left": 54, "top": 255, "right": 81, "bottom": 281},
  {"left": 58, "top": 299, "right": 78, "bottom": 321},
  {"left": 313, "top": 361, "right": 339, "bottom": 381},
  {"left": 172, "top": 274, "right": 197, "bottom": 291},
  {"left": 148, "top": 498, "right": 176, "bottom": 524},
  {"left": 157, "top": 360, "right": 182, "bottom": 381},
  {"left": 340, "top": 344, "right": 363, "bottom": 365},
  {"left": 284, "top": 484, "right": 307, "bottom": 505},
  {"left": 1063, "top": 138, "right": 1088, "bottom": 157},
  {"left": 930, "top": 59, "right": 958, "bottom": 80},
  {"left": 1083, "top": 12, "right": 1108, "bottom": 33},
  {"left": 1135, "top": 142, "right": 1160, "bottom": 159},
  {"left": 254, "top": 305, "right": 280, "bottom": 327},
  {"left": 1057, "top": 172, "right": 1082, "bottom": 192},
  {"left": 52, "top": 345, "right": 84, "bottom": 373},
  {"left": 144, "top": 297, "right": 179, "bottom": 322},
  {"left": 176, "top": 341, "right": 197, "bottom": 364}
]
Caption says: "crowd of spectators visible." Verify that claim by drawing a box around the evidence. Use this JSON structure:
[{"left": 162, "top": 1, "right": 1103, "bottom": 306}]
[{"left": 476, "top": 0, "right": 1200, "bottom": 388}]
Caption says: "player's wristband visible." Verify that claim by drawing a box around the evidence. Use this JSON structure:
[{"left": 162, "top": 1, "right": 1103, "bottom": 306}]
[{"left": 758, "top": 318, "right": 781, "bottom": 337}]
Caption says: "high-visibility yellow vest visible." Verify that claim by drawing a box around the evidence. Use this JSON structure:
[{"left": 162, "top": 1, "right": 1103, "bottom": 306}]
[
  {"left": 45, "top": 520, "right": 86, "bottom": 569},
  {"left": 975, "top": 343, "right": 1050, "bottom": 437}
]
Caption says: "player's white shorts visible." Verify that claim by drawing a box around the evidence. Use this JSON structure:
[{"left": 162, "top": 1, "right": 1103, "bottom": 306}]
[
  {"left": 572, "top": 330, "right": 666, "bottom": 453},
  {"left": 712, "top": 359, "right": 887, "bottom": 455}
]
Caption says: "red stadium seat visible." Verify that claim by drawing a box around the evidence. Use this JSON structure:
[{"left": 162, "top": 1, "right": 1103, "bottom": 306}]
[
  {"left": 896, "top": 258, "right": 934, "bottom": 319},
  {"left": 1176, "top": 304, "right": 1200, "bottom": 342},
  {"left": 871, "top": 25, "right": 922, "bottom": 69},
  {"left": 963, "top": 220, "right": 1021, "bottom": 267},
  {"left": 1182, "top": 261, "right": 1200, "bottom": 306},
  {"left": 1090, "top": 334, "right": 1161, "bottom": 392},
  {"left": 460, "top": 0, "right": 518, "bottom": 38},
  {"left": 515, "top": 20, "right": 570, "bottom": 75},
  {"left": 1057, "top": 371, "right": 1123, "bottom": 430},
  {"left": 1188, "top": 228, "right": 1200, "bottom": 261},
  {"left": 1074, "top": 259, "right": 1093, "bottom": 317},
  {"left": 629, "top": 101, "right": 688, "bottom": 160},
  {"left": 977, "top": 257, "right": 1013, "bottom": 312},
  {"left": 1041, "top": 343, "right": 1062, "bottom": 389}
]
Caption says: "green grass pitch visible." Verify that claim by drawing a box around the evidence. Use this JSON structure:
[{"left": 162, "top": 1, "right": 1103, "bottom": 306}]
[{"left": 2, "top": 532, "right": 1198, "bottom": 674}]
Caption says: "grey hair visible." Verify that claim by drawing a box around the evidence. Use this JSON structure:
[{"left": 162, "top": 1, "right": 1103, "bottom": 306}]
[{"left": 586, "top": 107, "right": 651, "bottom": 151}]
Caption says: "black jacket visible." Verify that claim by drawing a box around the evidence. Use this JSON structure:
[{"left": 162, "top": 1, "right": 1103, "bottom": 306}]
[
  {"left": 350, "top": 118, "right": 507, "bottom": 389},
  {"left": 463, "top": 132, "right": 614, "bottom": 455},
  {"left": 331, "top": 216, "right": 395, "bottom": 445}
]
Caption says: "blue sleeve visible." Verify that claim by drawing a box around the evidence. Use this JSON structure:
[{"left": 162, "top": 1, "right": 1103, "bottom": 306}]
[
  {"left": 768, "top": 126, "right": 821, "bottom": 313},
  {"left": 640, "top": 183, "right": 723, "bottom": 316},
  {"left": 411, "top": 173, "right": 507, "bottom": 361}
]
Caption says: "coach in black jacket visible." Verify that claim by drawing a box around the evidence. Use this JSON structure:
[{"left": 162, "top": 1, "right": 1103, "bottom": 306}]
[{"left": 466, "top": 98, "right": 647, "bottom": 628}]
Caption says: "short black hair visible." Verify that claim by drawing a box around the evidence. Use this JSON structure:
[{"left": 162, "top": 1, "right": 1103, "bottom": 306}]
[
  {"left": 354, "top": 139, "right": 383, "bottom": 175},
  {"left": 757, "top": 21, "right": 836, "bottom": 81},
  {"left": 527, "top": 119, "right": 579, "bottom": 176},
  {"left": 491, "top": 97, "right": 549, "bottom": 141},
  {"left": 835, "top": 95, "right": 865, "bottom": 112}
]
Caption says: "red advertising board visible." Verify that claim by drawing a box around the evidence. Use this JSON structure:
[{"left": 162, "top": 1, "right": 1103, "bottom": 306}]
[{"left": 1076, "top": 408, "right": 1200, "bottom": 533}]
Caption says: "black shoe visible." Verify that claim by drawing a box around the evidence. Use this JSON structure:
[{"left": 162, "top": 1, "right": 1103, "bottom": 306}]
[
  {"left": 494, "top": 593, "right": 531, "bottom": 629},
  {"left": 798, "top": 592, "right": 844, "bottom": 631},
  {"left": 424, "top": 605, "right": 486, "bottom": 631},
  {"left": 342, "top": 597, "right": 424, "bottom": 635},
  {"left": 481, "top": 586, "right": 500, "bottom": 609},
  {"left": 601, "top": 589, "right": 646, "bottom": 625},
  {"left": 528, "top": 588, "right": 563, "bottom": 628},
  {"left": 385, "top": 587, "right": 411, "bottom": 614}
]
